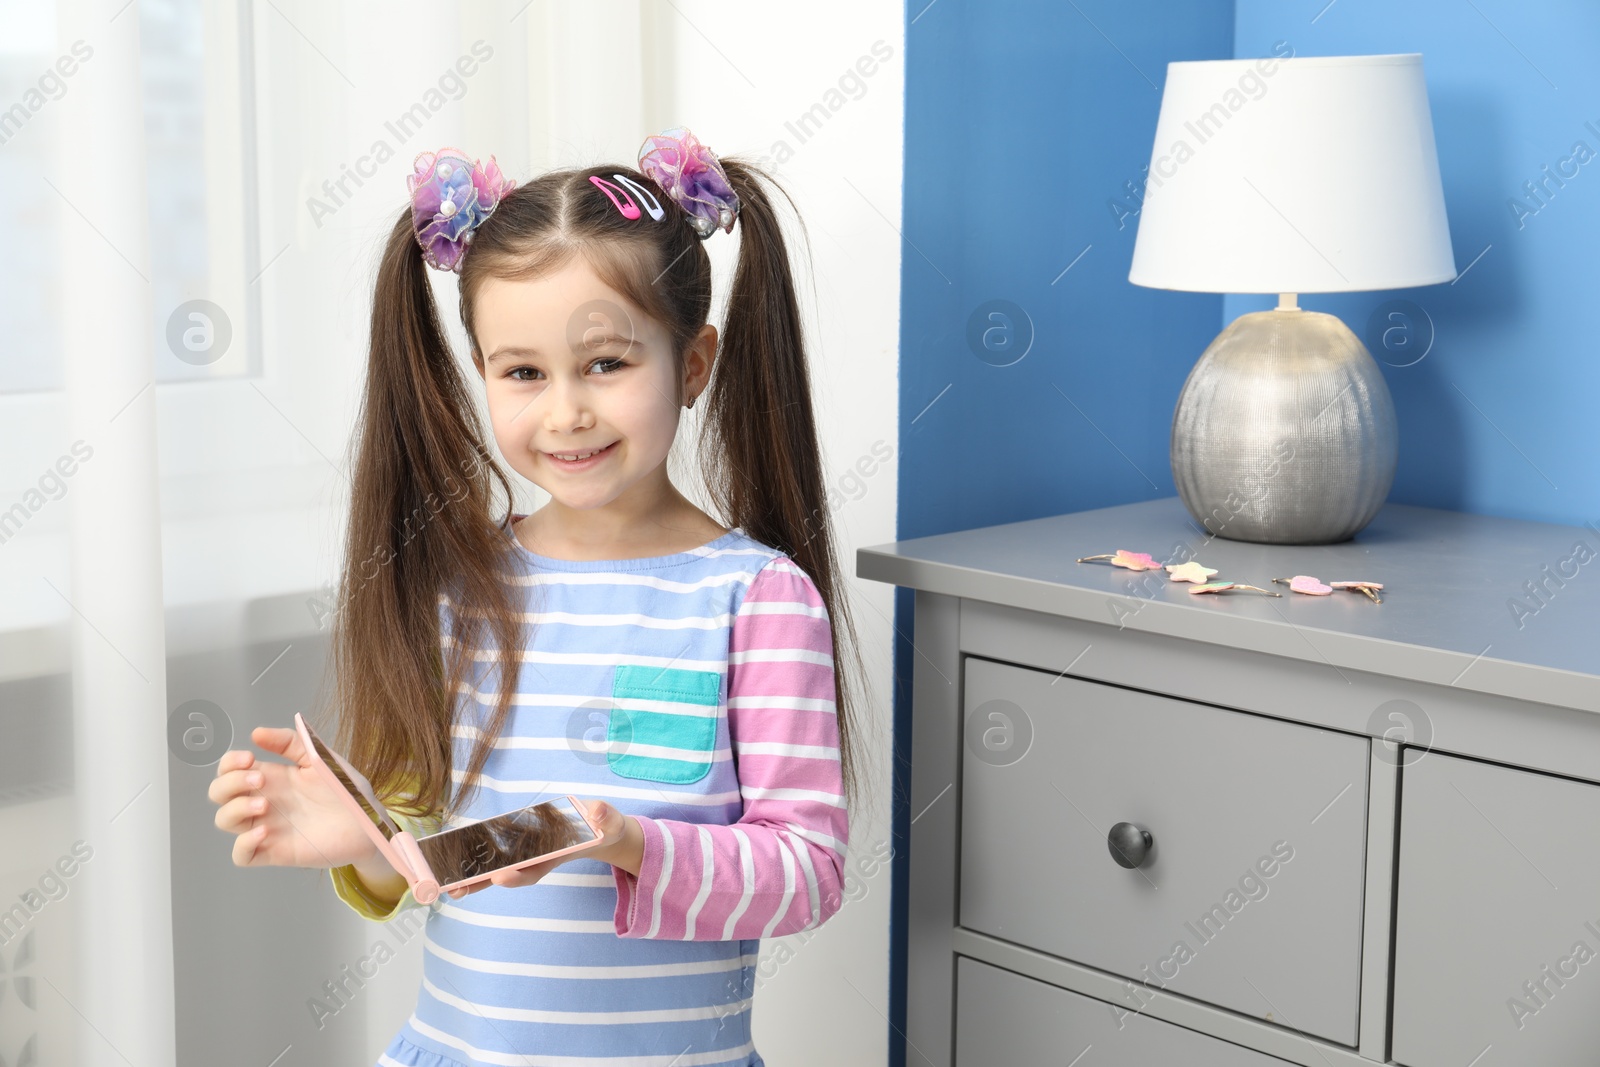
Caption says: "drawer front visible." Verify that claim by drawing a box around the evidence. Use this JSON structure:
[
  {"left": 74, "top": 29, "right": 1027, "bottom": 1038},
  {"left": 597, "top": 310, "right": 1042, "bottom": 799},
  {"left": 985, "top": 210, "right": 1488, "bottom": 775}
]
[
  {"left": 1393, "top": 752, "right": 1600, "bottom": 1066},
  {"left": 957, "top": 955, "right": 1295, "bottom": 1065},
  {"left": 959, "top": 657, "right": 1369, "bottom": 1046}
]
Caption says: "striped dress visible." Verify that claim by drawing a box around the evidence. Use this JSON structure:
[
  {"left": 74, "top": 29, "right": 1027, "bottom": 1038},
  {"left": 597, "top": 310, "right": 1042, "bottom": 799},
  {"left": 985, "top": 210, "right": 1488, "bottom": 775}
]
[{"left": 327, "top": 522, "right": 849, "bottom": 1066}]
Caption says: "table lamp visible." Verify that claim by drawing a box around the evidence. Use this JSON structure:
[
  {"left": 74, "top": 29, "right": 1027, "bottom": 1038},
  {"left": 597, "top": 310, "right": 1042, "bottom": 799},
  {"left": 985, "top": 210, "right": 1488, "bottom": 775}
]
[{"left": 1129, "top": 53, "right": 1456, "bottom": 544}]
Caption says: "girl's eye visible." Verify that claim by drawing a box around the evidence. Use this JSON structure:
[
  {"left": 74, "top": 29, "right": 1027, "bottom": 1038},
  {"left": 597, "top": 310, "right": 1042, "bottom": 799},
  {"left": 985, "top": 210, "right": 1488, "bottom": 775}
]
[{"left": 506, "top": 359, "right": 626, "bottom": 382}]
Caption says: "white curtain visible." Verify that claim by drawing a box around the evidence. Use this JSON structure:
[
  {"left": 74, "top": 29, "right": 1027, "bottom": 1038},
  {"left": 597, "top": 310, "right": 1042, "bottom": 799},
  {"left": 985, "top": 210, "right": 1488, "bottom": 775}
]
[{"left": 57, "top": 1, "right": 174, "bottom": 1065}]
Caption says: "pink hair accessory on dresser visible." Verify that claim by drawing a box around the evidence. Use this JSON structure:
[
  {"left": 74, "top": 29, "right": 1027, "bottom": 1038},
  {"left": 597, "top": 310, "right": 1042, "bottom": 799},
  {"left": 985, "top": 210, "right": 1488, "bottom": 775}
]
[
  {"left": 1165, "top": 561, "right": 1219, "bottom": 583},
  {"left": 1274, "top": 575, "right": 1385, "bottom": 603},
  {"left": 1330, "top": 580, "right": 1385, "bottom": 603},
  {"left": 1076, "top": 550, "right": 1167, "bottom": 572},
  {"left": 1275, "top": 574, "right": 1334, "bottom": 595},
  {"left": 1188, "top": 581, "right": 1282, "bottom": 597}
]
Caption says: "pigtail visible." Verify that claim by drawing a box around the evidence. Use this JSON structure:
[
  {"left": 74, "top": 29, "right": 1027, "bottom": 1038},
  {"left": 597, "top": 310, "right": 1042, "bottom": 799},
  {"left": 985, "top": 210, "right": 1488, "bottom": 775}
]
[
  {"left": 326, "top": 209, "right": 525, "bottom": 825},
  {"left": 698, "top": 159, "right": 868, "bottom": 819}
]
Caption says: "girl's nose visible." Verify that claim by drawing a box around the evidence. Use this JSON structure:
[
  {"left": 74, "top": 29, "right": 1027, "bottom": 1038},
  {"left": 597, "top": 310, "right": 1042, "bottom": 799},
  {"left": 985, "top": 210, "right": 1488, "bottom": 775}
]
[{"left": 540, "top": 378, "right": 595, "bottom": 434}]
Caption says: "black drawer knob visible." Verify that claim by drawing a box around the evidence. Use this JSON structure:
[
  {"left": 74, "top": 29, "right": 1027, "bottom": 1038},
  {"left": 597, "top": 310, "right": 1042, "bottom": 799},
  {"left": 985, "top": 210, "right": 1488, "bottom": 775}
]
[{"left": 1107, "top": 822, "right": 1153, "bottom": 869}]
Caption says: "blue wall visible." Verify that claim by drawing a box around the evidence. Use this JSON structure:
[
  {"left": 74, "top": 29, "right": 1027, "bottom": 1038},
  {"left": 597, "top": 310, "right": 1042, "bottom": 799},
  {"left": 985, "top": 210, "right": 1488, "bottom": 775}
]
[
  {"left": 887, "top": 2, "right": 1599, "bottom": 1060},
  {"left": 889, "top": 3, "right": 1235, "bottom": 1061},
  {"left": 1229, "top": 0, "right": 1600, "bottom": 525},
  {"left": 900, "top": 0, "right": 1600, "bottom": 541},
  {"left": 896, "top": 0, "right": 1235, "bottom": 542}
]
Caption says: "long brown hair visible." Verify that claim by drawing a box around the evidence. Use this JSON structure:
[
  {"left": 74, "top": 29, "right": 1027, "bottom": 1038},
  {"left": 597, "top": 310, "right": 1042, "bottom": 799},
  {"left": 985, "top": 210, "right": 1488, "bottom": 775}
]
[{"left": 325, "top": 157, "right": 866, "bottom": 830}]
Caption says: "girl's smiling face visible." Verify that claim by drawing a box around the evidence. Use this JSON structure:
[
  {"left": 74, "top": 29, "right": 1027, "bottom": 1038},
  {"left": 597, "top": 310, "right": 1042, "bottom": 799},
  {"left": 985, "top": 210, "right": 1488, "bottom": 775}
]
[{"left": 472, "top": 255, "right": 714, "bottom": 534}]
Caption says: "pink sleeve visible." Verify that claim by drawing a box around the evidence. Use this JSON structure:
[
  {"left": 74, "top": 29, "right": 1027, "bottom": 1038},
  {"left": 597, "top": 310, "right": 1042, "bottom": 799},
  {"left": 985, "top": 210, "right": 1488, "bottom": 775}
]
[{"left": 610, "top": 556, "right": 849, "bottom": 940}]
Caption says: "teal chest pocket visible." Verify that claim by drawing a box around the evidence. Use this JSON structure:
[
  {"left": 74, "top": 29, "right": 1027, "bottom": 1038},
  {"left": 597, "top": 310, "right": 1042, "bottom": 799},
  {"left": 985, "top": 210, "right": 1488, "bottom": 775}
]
[{"left": 607, "top": 664, "right": 723, "bottom": 785}]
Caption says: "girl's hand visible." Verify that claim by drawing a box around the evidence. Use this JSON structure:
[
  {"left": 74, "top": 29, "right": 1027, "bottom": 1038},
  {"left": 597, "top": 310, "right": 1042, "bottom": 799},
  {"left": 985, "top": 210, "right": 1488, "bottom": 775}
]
[
  {"left": 208, "top": 726, "right": 382, "bottom": 872},
  {"left": 445, "top": 798, "right": 630, "bottom": 900}
]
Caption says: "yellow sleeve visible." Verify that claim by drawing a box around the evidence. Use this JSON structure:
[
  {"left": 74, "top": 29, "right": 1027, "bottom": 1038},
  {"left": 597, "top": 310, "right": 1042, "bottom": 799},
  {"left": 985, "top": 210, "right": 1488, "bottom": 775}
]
[
  {"left": 329, "top": 861, "right": 419, "bottom": 922},
  {"left": 328, "top": 780, "right": 445, "bottom": 923}
]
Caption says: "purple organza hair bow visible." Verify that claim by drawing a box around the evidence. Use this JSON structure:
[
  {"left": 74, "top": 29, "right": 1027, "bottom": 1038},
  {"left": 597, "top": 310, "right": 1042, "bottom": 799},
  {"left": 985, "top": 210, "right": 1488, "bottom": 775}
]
[
  {"left": 638, "top": 127, "right": 740, "bottom": 239},
  {"left": 407, "top": 148, "right": 516, "bottom": 272}
]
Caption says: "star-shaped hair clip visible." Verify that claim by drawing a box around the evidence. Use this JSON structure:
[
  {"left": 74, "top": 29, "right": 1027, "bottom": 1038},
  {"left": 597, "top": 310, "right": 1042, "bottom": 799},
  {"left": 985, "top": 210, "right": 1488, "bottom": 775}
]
[
  {"left": 1187, "top": 581, "right": 1282, "bottom": 597},
  {"left": 1165, "top": 561, "right": 1219, "bottom": 584},
  {"left": 1076, "top": 550, "right": 1166, "bottom": 572},
  {"left": 1272, "top": 575, "right": 1384, "bottom": 604}
]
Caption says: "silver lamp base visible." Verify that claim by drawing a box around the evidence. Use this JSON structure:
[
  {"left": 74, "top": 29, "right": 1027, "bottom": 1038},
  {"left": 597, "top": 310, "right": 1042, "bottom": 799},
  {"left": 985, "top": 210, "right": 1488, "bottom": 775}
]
[{"left": 1171, "top": 308, "right": 1397, "bottom": 545}]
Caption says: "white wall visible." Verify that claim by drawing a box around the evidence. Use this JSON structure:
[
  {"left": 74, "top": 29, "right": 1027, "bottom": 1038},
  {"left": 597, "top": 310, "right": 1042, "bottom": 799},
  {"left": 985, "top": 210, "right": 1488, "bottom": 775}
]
[{"left": 650, "top": 5, "right": 904, "bottom": 1064}]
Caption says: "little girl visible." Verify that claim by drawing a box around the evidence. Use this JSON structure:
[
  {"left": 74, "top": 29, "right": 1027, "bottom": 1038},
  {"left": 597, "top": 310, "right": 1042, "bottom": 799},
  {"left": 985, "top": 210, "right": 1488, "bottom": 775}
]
[{"left": 207, "top": 127, "right": 863, "bottom": 1067}]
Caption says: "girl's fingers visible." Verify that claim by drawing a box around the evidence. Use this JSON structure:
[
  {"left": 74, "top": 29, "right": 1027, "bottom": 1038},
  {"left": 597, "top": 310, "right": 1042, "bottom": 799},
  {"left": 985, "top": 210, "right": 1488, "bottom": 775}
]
[
  {"left": 577, "top": 797, "right": 624, "bottom": 847},
  {"left": 231, "top": 824, "right": 268, "bottom": 867},
  {"left": 493, "top": 864, "right": 546, "bottom": 888},
  {"left": 214, "top": 794, "right": 269, "bottom": 834},
  {"left": 207, "top": 766, "right": 266, "bottom": 806},
  {"left": 252, "top": 726, "right": 301, "bottom": 762},
  {"left": 208, "top": 750, "right": 253, "bottom": 787},
  {"left": 444, "top": 864, "right": 546, "bottom": 899},
  {"left": 214, "top": 750, "right": 248, "bottom": 774}
]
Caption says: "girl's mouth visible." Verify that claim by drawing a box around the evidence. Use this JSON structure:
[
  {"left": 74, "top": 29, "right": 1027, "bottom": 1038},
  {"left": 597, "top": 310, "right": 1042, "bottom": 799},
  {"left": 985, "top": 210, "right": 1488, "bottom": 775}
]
[{"left": 545, "top": 441, "right": 618, "bottom": 470}]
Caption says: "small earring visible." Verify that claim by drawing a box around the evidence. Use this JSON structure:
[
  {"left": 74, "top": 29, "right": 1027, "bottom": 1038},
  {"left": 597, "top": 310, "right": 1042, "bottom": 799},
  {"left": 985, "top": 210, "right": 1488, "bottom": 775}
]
[{"left": 686, "top": 395, "right": 696, "bottom": 409}]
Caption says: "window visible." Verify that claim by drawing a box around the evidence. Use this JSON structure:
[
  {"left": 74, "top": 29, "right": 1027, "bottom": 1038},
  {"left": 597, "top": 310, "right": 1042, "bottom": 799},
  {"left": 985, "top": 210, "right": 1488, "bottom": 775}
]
[{"left": 0, "top": 0, "right": 261, "bottom": 394}]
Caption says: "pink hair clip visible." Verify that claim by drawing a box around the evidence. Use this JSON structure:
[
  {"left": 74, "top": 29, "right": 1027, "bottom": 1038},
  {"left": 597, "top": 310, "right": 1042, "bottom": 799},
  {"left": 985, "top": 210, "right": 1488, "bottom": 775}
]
[
  {"left": 408, "top": 148, "right": 515, "bottom": 273},
  {"left": 1077, "top": 550, "right": 1166, "bottom": 572},
  {"left": 590, "top": 173, "right": 667, "bottom": 222},
  {"left": 1274, "top": 575, "right": 1333, "bottom": 596},
  {"left": 589, "top": 175, "right": 641, "bottom": 220},
  {"left": 1189, "top": 581, "right": 1282, "bottom": 596},
  {"left": 1274, "top": 576, "right": 1384, "bottom": 603},
  {"left": 638, "top": 126, "right": 740, "bottom": 239},
  {"left": 1331, "top": 580, "right": 1384, "bottom": 603},
  {"left": 1165, "top": 561, "right": 1219, "bottom": 583}
]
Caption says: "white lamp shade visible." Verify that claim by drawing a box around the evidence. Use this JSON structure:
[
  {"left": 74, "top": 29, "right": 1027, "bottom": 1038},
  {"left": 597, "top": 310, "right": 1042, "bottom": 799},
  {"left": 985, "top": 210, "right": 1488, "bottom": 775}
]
[{"left": 1128, "top": 53, "right": 1456, "bottom": 294}]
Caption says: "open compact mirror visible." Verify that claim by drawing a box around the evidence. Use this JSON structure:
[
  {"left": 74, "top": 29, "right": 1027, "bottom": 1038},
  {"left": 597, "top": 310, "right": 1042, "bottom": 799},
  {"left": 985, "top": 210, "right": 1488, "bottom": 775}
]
[{"left": 293, "top": 712, "right": 606, "bottom": 903}]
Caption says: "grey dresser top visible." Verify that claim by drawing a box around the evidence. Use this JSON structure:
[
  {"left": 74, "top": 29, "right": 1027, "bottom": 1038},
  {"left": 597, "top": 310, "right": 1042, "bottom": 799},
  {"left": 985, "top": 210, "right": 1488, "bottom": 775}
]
[{"left": 857, "top": 496, "right": 1600, "bottom": 714}]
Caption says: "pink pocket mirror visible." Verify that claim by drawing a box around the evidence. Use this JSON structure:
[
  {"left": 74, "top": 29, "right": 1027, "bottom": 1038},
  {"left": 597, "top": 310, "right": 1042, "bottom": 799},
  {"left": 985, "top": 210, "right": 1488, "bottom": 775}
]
[{"left": 293, "top": 712, "right": 607, "bottom": 904}]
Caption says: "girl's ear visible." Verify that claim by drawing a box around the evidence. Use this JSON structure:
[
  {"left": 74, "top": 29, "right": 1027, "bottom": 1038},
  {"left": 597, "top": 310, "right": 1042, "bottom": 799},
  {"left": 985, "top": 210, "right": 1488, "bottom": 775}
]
[{"left": 683, "top": 324, "right": 718, "bottom": 399}]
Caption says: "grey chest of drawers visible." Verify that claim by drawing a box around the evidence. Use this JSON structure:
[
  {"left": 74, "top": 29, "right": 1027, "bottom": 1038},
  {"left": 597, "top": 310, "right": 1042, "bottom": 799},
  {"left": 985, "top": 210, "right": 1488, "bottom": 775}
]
[{"left": 857, "top": 496, "right": 1600, "bottom": 1067}]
